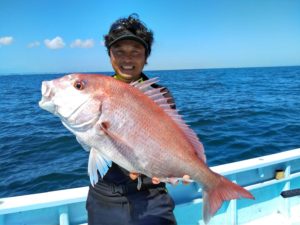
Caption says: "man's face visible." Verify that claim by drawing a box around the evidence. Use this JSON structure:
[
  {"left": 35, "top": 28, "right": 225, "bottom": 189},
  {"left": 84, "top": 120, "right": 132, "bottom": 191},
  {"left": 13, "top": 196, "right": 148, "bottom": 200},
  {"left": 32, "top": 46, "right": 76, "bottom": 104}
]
[{"left": 110, "top": 39, "right": 147, "bottom": 83}]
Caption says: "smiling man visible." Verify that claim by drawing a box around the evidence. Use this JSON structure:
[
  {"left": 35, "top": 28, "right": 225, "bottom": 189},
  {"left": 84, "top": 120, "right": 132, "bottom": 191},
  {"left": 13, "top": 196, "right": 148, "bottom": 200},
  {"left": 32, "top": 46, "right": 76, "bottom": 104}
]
[
  {"left": 85, "top": 14, "right": 178, "bottom": 225},
  {"left": 110, "top": 39, "right": 147, "bottom": 83}
]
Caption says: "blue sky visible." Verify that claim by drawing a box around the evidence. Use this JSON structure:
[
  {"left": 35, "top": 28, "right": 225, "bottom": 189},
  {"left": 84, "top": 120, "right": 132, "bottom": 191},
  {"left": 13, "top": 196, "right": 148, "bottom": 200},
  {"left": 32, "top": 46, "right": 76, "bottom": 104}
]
[{"left": 0, "top": 0, "right": 300, "bottom": 74}]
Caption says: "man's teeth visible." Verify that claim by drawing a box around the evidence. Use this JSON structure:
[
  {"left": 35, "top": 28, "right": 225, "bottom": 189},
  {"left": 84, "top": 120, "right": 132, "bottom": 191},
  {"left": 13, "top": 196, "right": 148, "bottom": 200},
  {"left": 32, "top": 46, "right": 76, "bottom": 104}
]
[{"left": 122, "top": 66, "right": 134, "bottom": 70}]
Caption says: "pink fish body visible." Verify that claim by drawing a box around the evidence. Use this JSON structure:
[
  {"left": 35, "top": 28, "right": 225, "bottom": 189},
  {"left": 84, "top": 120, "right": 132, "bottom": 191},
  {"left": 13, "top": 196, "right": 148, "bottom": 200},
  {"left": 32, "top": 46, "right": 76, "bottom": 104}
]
[{"left": 39, "top": 74, "right": 254, "bottom": 224}]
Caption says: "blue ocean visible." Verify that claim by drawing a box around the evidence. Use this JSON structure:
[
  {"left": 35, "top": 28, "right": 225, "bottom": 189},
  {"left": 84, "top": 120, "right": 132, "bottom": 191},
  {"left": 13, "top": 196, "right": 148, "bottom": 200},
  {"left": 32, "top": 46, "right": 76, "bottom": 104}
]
[{"left": 1, "top": 66, "right": 300, "bottom": 198}]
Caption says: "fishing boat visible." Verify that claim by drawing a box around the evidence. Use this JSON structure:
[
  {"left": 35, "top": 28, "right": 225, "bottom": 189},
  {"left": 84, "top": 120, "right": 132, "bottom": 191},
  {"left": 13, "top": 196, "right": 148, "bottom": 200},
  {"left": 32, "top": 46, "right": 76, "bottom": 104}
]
[{"left": 1, "top": 148, "right": 300, "bottom": 225}]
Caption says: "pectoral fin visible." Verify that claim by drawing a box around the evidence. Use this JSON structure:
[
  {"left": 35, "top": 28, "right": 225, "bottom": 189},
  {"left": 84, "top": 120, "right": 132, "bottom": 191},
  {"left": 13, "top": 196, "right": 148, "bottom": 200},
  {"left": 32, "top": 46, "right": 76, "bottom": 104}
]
[
  {"left": 99, "top": 121, "right": 134, "bottom": 150},
  {"left": 88, "top": 148, "right": 112, "bottom": 186}
]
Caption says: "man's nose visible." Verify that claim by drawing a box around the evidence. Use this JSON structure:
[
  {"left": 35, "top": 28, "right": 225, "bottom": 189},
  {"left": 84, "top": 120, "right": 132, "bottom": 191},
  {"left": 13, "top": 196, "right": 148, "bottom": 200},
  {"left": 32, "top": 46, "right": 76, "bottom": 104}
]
[{"left": 123, "top": 53, "right": 133, "bottom": 62}]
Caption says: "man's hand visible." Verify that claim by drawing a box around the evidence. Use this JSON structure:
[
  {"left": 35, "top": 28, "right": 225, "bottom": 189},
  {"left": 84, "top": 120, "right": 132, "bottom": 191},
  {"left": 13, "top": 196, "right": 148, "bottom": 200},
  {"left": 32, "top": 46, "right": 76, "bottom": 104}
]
[
  {"left": 182, "top": 175, "right": 191, "bottom": 185},
  {"left": 129, "top": 172, "right": 140, "bottom": 181},
  {"left": 129, "top": 172, "right": 191, "bottom": 185}
]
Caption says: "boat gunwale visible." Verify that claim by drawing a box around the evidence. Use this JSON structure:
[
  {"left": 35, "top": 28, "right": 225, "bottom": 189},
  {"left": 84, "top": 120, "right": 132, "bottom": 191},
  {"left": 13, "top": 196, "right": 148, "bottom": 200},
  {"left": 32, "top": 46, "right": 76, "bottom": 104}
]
[{"left": 1, "top": 148, "right": 300, "bottom": 215}]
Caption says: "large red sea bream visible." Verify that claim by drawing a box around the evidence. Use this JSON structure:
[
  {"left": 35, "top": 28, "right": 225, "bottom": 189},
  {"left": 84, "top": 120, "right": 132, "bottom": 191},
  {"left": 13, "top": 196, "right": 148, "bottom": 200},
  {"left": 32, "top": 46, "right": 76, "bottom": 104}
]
[{"left": 39, "top": 74, "right": 254, "bottom": 224}]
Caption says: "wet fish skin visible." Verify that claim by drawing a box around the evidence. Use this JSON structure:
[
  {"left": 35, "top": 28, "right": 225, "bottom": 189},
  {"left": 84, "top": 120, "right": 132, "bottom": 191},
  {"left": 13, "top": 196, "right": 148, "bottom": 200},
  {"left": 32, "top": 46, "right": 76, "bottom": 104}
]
[{"left": 39, "top": 73, "right": 254, "bottom": 224}]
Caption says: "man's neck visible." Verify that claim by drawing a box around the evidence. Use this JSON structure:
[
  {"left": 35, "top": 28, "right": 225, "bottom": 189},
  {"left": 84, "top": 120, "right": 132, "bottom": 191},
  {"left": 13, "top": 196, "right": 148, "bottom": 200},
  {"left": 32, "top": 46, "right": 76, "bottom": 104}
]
[{"left": 114, "top": 74, "right": 144, "bottom": 83}]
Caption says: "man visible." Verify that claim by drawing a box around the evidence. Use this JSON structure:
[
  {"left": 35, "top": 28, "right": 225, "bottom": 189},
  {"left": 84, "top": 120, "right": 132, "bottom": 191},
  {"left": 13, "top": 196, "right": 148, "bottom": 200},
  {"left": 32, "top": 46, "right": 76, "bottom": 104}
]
[{"left": 86, "top": 14, "right": 178, "bottom": 225}]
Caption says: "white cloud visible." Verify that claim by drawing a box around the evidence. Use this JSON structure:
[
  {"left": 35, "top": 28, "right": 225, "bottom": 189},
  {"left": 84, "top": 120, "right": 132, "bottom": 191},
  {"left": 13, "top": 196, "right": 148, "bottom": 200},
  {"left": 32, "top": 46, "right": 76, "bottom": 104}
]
[
  {"left": 70, "top": 39, "right": 94, "bottom": 48},
  {"left": 0, "top": 36, "right": 13, "bottom": 46},
  {"left": 28, "top": 41, "right": 40, "bottom": 48},
  {"left": 44, "top": 36, "right": 65, "bottom": 49}
]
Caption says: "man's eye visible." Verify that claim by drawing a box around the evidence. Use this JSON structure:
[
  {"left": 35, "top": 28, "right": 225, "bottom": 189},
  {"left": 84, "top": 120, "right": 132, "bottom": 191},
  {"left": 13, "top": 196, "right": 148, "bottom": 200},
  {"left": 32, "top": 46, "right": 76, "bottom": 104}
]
[
  {"left": 132, "top": 50, "right": 142, "bottom": 56},
  {"left": 74, "top": 80, "right": 85, "bottom": 90}
]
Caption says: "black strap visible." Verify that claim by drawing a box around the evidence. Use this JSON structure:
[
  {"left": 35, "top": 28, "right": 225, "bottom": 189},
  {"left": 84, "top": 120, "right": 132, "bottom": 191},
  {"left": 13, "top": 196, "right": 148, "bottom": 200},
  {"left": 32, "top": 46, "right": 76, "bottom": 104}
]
[{"left": 111, "top": 181, "right": 166, "bottom": 195}]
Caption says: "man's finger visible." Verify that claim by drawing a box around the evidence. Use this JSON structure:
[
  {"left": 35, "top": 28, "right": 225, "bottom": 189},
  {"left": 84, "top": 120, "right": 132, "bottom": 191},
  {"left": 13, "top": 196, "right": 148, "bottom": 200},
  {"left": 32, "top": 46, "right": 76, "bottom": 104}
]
[
  {"left": 152, "top": 177, "right": 160, "bottom": 184},
  {"left": 129, "top": 172, "right": 140, "bottom": 180},
  {"left": 182, "top": 175, "right": 191, "bottom": 185}
]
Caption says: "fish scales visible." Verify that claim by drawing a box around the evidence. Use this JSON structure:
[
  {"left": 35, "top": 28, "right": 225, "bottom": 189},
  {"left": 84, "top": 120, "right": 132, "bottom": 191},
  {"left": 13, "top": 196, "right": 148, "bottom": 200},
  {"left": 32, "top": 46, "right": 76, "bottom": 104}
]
[
  {"left": 94, "top": 78, "right": 198, "bottom": 177},
  {"left": 39, "top": 74, "right": 254, "bottom": 224}
]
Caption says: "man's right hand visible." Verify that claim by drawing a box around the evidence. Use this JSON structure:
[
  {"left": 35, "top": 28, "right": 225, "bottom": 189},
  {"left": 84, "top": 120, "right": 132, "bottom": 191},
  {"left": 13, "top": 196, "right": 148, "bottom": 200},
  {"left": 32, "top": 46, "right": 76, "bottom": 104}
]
[{"left": 129, "top": 172, "right": 191, "bottom": 186}]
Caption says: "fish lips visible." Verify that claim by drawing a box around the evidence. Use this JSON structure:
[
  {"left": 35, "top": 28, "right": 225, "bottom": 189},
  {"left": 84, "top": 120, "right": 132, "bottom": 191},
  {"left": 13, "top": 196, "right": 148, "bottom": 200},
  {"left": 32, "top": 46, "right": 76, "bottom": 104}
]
[
  {"left": 39, "top": 97, "right": 56, "bottom": 114},
  {"left": 39, "top": 80, "right": 57, "bottom": 114}
]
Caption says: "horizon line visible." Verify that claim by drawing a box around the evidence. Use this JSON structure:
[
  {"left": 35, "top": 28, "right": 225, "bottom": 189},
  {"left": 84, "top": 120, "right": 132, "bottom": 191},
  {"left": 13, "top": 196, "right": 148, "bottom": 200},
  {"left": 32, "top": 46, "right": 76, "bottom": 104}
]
[{"left": 1, "top": 64, "right": 300, "bottom": 76}]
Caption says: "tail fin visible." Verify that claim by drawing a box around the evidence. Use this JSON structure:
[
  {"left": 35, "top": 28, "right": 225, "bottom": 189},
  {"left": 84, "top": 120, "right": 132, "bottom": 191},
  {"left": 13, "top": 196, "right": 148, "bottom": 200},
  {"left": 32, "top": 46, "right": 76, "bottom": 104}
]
[{"left": 202, "top": 175, "right": 254, "bottom": 224}]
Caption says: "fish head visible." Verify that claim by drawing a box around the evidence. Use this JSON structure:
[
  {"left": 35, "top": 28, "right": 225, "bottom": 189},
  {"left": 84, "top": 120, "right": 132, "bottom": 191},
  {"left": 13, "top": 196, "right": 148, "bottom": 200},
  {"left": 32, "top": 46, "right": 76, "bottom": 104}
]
[{"left": 39, "top": 73, "right": 104, "bottom": 131}]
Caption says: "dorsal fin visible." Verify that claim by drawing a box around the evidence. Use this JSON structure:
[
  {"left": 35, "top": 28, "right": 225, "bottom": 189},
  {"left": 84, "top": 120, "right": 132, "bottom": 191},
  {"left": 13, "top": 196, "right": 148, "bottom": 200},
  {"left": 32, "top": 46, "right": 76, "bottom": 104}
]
[
  {"left": 130, "top": 78, "right": 206, "bottom": 162},
  {"left": 131, "top": 77, "right": 160, "bottom": 91}
]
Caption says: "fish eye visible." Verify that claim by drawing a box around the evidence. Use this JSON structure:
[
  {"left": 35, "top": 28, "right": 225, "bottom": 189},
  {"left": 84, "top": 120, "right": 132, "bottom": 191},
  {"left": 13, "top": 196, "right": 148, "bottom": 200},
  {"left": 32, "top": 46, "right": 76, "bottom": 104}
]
[{"left": 74, "top": 80, "right": 85, "bottom": 90}]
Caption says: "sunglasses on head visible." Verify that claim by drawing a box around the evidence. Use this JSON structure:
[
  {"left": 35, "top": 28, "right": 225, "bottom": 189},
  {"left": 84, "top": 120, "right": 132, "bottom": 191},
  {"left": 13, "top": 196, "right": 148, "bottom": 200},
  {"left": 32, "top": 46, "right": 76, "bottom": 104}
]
[{"left": 110, "top": 20, "right": 145, "bottom": 35}]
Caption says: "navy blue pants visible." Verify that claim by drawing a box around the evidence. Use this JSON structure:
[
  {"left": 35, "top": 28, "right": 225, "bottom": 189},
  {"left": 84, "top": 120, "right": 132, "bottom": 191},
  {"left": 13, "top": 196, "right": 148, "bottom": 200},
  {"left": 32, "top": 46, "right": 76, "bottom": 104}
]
[{"left": 86, "top": 181, "right": 177, "bottom": 225}]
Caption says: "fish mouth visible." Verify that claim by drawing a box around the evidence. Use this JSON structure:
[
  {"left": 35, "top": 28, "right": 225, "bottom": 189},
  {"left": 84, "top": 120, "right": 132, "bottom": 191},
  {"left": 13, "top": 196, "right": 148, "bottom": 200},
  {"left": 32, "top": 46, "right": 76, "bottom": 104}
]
[
  {"left": 39, "top": 97, "right": 56, "bottom": 113},
  {"left": 39, "top": 81, "right": 57, "bottom": 114}
]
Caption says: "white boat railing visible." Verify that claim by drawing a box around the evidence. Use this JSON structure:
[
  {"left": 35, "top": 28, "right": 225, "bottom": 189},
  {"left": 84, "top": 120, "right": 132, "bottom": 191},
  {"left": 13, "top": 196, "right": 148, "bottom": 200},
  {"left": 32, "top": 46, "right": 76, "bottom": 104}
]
[{"left": 1, "top": 148, "right": 300, "bottom": 225}]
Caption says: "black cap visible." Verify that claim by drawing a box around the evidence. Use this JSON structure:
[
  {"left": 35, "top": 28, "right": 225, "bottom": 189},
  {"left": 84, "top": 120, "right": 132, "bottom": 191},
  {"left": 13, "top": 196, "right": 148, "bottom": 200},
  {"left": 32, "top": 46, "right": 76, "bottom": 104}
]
[{"left": 104, "top": 14, "right": 153, "bottom": 57}]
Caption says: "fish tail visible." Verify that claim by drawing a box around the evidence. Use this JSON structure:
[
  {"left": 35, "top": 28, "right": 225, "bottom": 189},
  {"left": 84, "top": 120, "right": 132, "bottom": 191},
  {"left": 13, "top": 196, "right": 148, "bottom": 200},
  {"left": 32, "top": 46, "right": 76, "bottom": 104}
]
[{"left": 202, "top": 174, "right": 254, "bottom": 224}]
